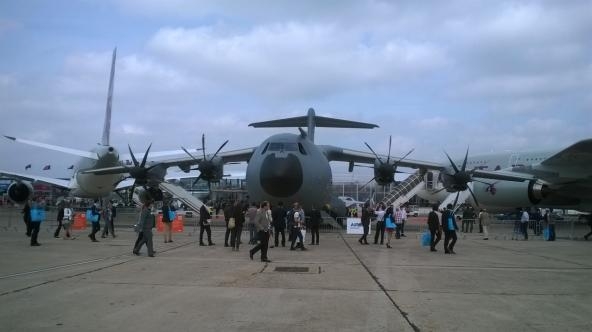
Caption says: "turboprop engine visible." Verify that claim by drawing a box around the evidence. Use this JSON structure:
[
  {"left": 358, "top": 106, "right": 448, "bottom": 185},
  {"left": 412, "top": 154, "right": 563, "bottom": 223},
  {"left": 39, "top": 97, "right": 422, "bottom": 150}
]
[{"left": 7, "top": 181, "right": 34, "bottom": 204}]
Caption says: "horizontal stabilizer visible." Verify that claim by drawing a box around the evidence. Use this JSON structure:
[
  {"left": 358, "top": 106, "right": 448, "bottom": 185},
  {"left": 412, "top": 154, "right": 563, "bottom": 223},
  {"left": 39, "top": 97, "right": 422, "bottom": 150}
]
[
  {"left": 249, "top": 115, "right": 378, "bottom": 129},
  {"left": 3, "top": 135, "right": 98, "bottom": 160}
]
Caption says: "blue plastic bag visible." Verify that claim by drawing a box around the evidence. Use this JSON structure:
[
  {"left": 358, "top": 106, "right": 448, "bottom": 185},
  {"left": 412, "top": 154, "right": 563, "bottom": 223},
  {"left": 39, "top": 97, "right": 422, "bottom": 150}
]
[
  {"left": 30, "top": 208, "right": 45, "bottom": 222},
  {"left": 86, "top": 209, "right": 99, "bottom": 223},
  {"left": 447, "top": 216, "right": 455, "bottom": 230},
  {"left": 543, "top": 227, "right": 550, "bottom": 241},
  {"left": 168, "top": 211, "right": 176, "bottom": 221},
  {"left": 421, "top": 231, "right": 431, "bottom": 246}
]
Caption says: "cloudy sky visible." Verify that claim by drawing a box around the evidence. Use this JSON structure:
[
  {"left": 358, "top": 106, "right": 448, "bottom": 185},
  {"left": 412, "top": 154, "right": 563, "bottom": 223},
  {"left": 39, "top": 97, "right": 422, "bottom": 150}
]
[{"left": 0, "top": 0, "right": 590, "bottom": 181}]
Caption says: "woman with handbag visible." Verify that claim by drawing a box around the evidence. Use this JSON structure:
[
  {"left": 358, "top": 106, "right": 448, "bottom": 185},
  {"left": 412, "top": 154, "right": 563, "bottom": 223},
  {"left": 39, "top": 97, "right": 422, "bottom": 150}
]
[
  {"left": 384, "top": 205, "right": 395, "bottom": 248},
  {"left": 162, "top": 199, "right": 174, "bottom": 243}
]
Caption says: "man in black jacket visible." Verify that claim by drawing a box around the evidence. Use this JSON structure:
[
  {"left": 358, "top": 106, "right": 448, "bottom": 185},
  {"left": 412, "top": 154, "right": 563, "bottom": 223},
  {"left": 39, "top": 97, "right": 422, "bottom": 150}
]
[
  {"left": 359, "top": 203, "right": 373, "bottom": 245},
  {"left": 271, "top": 201, "right": 287, "bottom": 247},
  {"left": 309, "top": 206, "right": 322, "bottom": 245},
  {"left": 427, "top": 205, "right": 442, "bottom": 252}
]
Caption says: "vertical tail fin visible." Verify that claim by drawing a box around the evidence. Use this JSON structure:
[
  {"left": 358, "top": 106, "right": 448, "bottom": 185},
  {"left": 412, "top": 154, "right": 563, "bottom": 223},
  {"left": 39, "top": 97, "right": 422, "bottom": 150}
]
[{"left": 101, "top": 48, "right": 116, "bottom": 146}]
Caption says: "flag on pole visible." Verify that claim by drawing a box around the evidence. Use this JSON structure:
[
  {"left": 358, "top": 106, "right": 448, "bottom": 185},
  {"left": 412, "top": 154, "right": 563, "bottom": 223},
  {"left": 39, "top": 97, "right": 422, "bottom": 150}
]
[
  {"left": 25, "top": 164, "right": 32, "bottom": 170},
  {"left": 67, "top": 165, "right": 74, "bottom": 169},
  {"left": 42, "top": 165, "right": 51, "bottom": 170}
]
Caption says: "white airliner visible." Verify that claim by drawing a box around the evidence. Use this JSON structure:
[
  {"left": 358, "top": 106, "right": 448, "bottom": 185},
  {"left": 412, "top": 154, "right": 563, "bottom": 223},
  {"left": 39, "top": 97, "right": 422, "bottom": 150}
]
[
  {"left": 0, "top": 48, "right": 196, "bottom": 204},
  {"left": 414, "top": 140, "right": 592, "bottom": 212}
]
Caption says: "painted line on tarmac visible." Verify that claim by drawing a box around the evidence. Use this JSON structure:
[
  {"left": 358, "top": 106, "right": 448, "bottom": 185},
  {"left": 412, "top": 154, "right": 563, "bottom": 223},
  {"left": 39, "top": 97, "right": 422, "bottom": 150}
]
[
  {"left": 0, "top": 240, "right": 194, "bottom": 297},
  {"left": 340, "top": 233, "right": 420, "bottom": 332}
]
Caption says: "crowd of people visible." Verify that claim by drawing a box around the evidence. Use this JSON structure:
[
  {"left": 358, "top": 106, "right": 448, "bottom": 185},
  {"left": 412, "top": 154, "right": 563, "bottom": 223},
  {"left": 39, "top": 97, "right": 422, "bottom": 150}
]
[{"left": 19, "top": 196, "right": 591, "bottom": 261}]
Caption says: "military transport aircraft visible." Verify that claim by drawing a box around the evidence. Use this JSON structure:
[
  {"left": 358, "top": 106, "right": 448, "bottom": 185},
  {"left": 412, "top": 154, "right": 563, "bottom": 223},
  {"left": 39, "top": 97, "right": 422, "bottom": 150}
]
[
  {"left": 5, "top": 50, "right": 587, "bottom": 216},
  {"left": 84, "top": 107, "right": 539, "bottom": 215}
]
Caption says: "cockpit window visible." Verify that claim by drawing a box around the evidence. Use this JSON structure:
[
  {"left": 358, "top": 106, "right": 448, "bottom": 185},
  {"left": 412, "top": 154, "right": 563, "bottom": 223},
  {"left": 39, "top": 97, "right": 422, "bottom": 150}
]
[
  {"left": 298, "top": 143, "right": 307, "bottom": 155},
  {"left": 268, "top": 142, "right": 299, "bottom": 152},
  {"left": 261, "top": 142, "right": 270, "bottom": 155}
]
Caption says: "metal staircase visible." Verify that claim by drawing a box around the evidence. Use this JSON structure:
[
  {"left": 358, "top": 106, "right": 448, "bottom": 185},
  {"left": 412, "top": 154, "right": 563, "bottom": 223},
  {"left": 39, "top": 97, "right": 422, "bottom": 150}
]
[
  {"left": 159, "top": 182, "right": 206, "bottom": 216},
  {"left": 381, "top": 170, "right": 426, "bottom": 207}
]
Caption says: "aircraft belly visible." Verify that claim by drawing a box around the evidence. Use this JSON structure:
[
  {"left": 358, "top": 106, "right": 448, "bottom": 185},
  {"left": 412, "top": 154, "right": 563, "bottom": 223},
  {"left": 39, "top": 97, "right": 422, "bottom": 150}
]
[{"left": 76, "top": 173, "right": 119, "bottom": 197}]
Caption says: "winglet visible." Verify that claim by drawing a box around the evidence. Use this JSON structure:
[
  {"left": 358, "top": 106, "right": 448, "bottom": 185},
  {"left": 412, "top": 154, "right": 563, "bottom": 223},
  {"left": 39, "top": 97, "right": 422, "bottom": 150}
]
[{"left": 102, "top": 47, "right": 116, "bottom": 146}]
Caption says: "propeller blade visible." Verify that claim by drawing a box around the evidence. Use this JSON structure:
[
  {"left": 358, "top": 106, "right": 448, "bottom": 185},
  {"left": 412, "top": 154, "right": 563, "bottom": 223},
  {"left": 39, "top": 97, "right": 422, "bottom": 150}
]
[
  {"left": 210, "top": 140, "right": 229, "bottom": 161},
  {"left": 128, "top": 183, "right": 136, "bottom": 203},
  {"left": 140, "top": 143, "right": 152, "bottom": 168},
  {"left": 359, "top": 177, "right": 377, "bottom": 191},
  {"left": 364, "top": 142, "right": 383, "bottom": 165},
  {"left": 444, "top": 150, "right": 459, "bottom": 173},
  {"left": 201, "top": 134, "right": 206, "bottom": 160},
  {"left": 467, "top": 186, "right": 479, "bottom": 207},
  {"left": 394, "top": 148, "right": 415, "bottom": 165},
  {"left": 453, "top": 191, "right": 460, "bottom": 209},
  {"left": 181, "top": 146, "right": 199, "bottom": 161},
  {"left": 432, "top": 187, "right": 448, "bottom": 194},
  {"left": 192, "top": 174, "right": 203, "bottom": 187},
  {"left": 128, "top": 144, "right": 139, "bottom": 166},
  {"left": 386, "top": 135, "right": 392, "bottom": 164},
  {"left": 461, "top": 147, "right": 469, "bottom": 172},
  {"left": 113, "top": 176, "right": 131, "bottom": 187}
]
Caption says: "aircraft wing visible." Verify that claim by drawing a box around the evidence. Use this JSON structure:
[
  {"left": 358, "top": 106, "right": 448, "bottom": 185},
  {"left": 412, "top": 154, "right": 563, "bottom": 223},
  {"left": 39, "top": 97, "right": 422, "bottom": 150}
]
[
  {"left": 121, "top": 148, "right": 203, "bottom": 161},
  {"left": 541, "top": 138, "right": 592, "bottom": 168},
  {"left": 0, "top": 169, "right": 71, "bottom": 189},
  {"left": 3, "top": 135, "right": 98, "bottom": 159},
  {"left": 471, "top": 169, "right": 535, "bottom": 182},
  {"left": 320, "top": 145, "right": 536, "bottom": 182},
  {"left": 82, "top": 147, "right": 256, "bottom": 176},
  {"left": 320, "top": 145, "right": 446, "bottom": 170}
]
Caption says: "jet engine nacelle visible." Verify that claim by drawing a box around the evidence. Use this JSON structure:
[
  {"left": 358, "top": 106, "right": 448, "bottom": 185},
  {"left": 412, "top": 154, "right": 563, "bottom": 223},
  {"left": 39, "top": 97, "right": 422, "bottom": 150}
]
[
  {"left": 7, "top": 181, "right": 34, "bottom": 204},
  {"left": 373, "top": 160, "right": 395, "bottom": 186},
  {"left": 473, "top": 180, "right": 549, "bottom": 208}
]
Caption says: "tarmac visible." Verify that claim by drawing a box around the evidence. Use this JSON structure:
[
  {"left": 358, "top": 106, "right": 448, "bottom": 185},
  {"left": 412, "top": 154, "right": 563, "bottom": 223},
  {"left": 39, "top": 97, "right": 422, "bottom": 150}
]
[{"left": 0, "top": 215, "right": 591, "bottom": 331}]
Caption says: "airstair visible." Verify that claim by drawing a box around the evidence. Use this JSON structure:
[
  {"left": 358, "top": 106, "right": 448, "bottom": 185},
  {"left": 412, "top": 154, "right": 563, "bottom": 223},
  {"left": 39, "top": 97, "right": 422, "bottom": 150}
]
[
  {"left": 159, "top": 182, "right": 206, "bottom": 215},
  {"left": 381, "top": 170, "right": 426, "bottom": 207}
]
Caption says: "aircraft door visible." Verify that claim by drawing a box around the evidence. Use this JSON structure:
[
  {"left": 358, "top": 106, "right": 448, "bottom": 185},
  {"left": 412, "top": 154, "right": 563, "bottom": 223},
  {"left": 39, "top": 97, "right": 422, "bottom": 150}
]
[{"left": 425, "top": 171, "right": 434, "bottom": 190}]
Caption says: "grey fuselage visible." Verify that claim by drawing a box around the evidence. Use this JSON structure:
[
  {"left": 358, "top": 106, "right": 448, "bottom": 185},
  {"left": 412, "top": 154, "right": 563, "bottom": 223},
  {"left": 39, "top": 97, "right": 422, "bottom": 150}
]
[{"left": 246, "top": 133, "right": 332, "bottom": 210}]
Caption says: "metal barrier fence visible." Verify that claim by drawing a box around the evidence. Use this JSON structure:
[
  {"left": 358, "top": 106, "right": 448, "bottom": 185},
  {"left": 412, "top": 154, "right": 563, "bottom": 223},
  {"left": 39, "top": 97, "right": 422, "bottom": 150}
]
[{"left": 1, "top": 207, "right": 590, "bottom": 240}]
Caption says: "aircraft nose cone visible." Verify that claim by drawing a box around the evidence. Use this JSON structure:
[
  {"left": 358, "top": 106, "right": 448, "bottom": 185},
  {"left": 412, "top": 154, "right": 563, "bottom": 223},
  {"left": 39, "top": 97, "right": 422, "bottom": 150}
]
[{"left": 260, "top": 154, "right": 303, "bottom": 197}]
